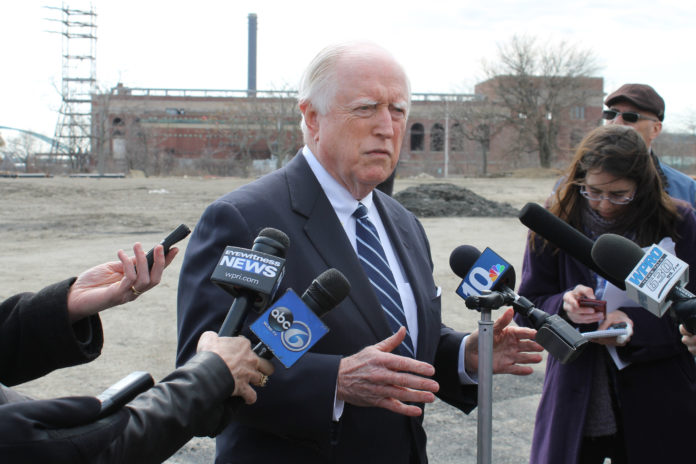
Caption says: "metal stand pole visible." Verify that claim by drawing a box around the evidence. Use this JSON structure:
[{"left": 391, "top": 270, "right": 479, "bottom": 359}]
[{"left": 477, "top": 308, "right": 493, "bottom": 464}]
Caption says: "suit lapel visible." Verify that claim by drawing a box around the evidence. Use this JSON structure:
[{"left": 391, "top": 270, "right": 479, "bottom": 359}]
[
  {"left": 284, "top": 154, "right": 393, "bottom": 343},
  {"left": 374, "top": 193, "right": 437, "bottom": 361}
]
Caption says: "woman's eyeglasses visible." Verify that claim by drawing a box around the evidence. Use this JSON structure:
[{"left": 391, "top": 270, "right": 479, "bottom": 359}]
[
  {"left": 579, "top": 185, "right": 635, "bottom": 205},
  {"left": 602, "top": 109, "right": 658, "bottom": 123}
]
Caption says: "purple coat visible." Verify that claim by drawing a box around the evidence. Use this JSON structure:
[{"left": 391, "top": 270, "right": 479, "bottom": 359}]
[{"left": 515, "top": 205, "right": 696, "bottom": 464}]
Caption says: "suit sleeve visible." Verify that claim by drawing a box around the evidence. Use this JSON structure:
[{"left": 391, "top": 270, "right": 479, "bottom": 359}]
[{"left": 0, "top": 278, "right": 103, "bottom": 387}]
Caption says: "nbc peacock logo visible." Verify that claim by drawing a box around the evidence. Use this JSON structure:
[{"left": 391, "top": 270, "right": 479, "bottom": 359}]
[{"left": 489, "top": 264, "right": 506, "bottom": 282}]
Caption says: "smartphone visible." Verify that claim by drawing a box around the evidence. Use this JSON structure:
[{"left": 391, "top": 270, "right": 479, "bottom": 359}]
[
  {"left": 578, "top": 297, "right": 606, "bottom": 316},
  {"left": 97, "top": 371, "right": 154, "bottom": 418},
  {"left": 144, "top": 224, "right": 191, "bottom": 271}
]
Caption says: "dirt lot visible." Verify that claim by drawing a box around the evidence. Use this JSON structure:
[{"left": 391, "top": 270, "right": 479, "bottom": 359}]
[{"left": 1, "top": 173, "right": 557, "bottom": 463}]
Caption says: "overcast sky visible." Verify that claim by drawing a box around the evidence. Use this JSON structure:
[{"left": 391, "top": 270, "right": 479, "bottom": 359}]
[{"left": 3, "top": 0, "right": 695, "bottom": 143}]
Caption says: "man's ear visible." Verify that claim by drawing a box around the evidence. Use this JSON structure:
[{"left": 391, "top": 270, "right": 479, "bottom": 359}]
[
  {"left": 300, "top": 101, "right": 320, "bottom": 139},
  {"left": 650, "top": 121, "right": 662, "bottom": 143}
]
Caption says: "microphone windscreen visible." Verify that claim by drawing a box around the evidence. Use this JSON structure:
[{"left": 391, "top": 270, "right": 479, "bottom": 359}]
[
  {"left": 518, "top": 203, "right": 594, "bottom": 265},
  {"left": 591, "top": 234, "right": 644, "bottom": 283},
  {"left": 518, "top": 202, "right": 627, "bottom": 289},
  {"left": 255, "top": 227, "right": 291, "bottom": 252},
  {"left": 449, "top": 245, "right": 482, "bottom": 279},
  {"left": 302, "top": 268, "right": 351, "bottom": 317}
]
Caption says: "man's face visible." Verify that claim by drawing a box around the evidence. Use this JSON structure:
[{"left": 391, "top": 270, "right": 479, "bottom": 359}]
[
  {"left": 604, "top": 101, "right": 662, "bottom": 148},
  {"left": 303, "top": 50, "right": 409, "bottom": 199}
]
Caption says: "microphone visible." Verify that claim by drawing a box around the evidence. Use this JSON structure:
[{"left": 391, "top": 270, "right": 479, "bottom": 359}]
[
  {"left": 450, "top": 245, "right": 587, "bottom": 364},
  {"left": 251, "top": 268, "right": 352, "bottom": 361},
  {"left": 518, "top": 202, "right": 626, "bottom": 289},
  {"left": 591, "top": 234, "right": 696, "bottom": 333},
  {"left": 211, "top": 228, "right": 290, "bottom": 337}
]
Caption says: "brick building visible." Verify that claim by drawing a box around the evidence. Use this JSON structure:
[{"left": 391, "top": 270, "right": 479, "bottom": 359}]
[{"left": 91, "top": 77, "right": 604, "bottom": 176}]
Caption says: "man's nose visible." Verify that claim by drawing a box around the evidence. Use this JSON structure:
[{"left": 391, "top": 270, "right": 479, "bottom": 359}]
[
  {"left": 374, "top": 107, "right": 394, "bottom": 137},
  {"left": 610, "top": 113, "right": 627, "bottom": 125}
]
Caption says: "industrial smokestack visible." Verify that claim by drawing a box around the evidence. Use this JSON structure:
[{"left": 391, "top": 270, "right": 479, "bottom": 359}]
[{"left": 248, "top": 13, "right": 257, "bottom": 98}]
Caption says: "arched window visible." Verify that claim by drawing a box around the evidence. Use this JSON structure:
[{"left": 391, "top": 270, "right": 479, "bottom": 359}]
[
  {"left": 431, "top": 123, "right": 445, "bottom": 152},
  {"left": 410, "top": 123, "right": 424, "bottom": 151}
]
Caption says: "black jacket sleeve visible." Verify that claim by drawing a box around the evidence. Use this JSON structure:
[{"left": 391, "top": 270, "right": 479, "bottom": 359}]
[
  {"left": 0, "top": 278, "right": 103, "bottom": 387},
  {"left": 92, "top": 351, "right": 236, "bottom": 464},
  {"left": 0, "top": 351, "right": 237, "bottom": 464}
]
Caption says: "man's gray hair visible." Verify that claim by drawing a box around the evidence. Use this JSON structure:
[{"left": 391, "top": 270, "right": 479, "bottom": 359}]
[{"left": 297, "top": 42, "right": 411, "bottom": 142}]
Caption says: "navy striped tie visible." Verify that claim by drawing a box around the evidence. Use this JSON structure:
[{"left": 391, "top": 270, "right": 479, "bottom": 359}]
[{"left": 353, "top": 203, "right": 415, "bottom": 357}]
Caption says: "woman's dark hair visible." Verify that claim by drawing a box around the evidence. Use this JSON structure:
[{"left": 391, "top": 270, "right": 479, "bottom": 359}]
[{"left": 548, "top": 125, "right": 680, "bottom": 246}]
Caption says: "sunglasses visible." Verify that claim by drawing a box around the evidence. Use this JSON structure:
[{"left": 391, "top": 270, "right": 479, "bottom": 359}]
[{"left": 602, "top": 109, "right": 658, "bottom": 123}]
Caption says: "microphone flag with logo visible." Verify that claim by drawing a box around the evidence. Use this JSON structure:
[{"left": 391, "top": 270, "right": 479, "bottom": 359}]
[
  {"left": 211, "top": 227, "right": 289, "bottom": 337},
  {"left": 455, "top": 247, "right": 514, "bottom": 301},
  {"left": 250, "top": 289, "right": 330, "bottom": 368}
]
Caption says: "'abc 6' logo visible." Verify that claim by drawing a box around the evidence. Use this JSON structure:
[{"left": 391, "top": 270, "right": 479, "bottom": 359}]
[{"left": 267, "top": 306, "right": 313, "bottom": 352}]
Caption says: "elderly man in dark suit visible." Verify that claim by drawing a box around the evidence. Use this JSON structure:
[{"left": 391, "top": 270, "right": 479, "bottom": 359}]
[{"left": 176, "top": 41, "right": 543, "bottom": 464}]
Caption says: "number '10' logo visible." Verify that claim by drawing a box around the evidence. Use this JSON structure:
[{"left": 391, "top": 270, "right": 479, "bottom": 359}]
[{"left": 459, "top": 266, "right": 497, "bottom": 298}]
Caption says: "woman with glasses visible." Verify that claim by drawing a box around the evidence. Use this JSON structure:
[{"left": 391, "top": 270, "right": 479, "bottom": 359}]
[{"left": 516, "top": 124, "right": 696, "bottom": 464}]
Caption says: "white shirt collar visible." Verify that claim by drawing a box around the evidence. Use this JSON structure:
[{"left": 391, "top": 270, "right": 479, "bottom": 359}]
[{"left": 301, "top": 146, "right": 373, "bottom": 225}]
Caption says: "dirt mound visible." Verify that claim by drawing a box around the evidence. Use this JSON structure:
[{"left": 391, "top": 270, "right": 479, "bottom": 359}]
[{"left": 393, "top": 182, "right": 519, "bottom": 217}]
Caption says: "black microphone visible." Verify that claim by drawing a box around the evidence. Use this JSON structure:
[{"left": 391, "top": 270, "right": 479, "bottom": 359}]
[
  {"left": 518, "top": 202, "right": 626, "bottom": 289},
  {"left": 450, "top": 245, "right": 588, "bottom": 364},
  {"left": 252, "top": 268, "right": 351, "bottom": 359},
  {"left": 212, "top": 228, "right": 290, "bottom": 337},
  {"left": 591, "top": 234, "right": 696, "bottom": 334}
]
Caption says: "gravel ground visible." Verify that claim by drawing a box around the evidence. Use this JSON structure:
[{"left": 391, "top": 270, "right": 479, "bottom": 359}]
[{"left": 1, "top": 173, "right": 557, "bottom": 463}]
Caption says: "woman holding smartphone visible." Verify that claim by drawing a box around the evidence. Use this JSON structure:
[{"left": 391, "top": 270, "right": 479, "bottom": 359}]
[{"left": 516, "top": 124, "right": 696, "bottom": 464}]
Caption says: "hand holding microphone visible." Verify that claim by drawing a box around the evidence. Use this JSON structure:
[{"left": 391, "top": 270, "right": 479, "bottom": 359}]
[
  {"left": 196, "top": 332, "right": 275, "bottom": 405},
  {"left": 679, "top": 325, "right": 696, "bottom": 355}
]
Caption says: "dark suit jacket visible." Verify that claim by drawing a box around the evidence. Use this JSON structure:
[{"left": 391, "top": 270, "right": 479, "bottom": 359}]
[{"left": 176, "top": 153, "right": 477, "bottom": 463}]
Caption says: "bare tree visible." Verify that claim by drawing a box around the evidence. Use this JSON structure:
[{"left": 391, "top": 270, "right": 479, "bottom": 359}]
[
  {"left": 2, "top": 132, "right": 38, "bottom": 172},
  {"left": 480, "top": 35, "right": 601, "bottom": 168},
  {"left": 254, "top": 88, "right": 302, "bottom": 170},
  {"left": 449, "top": 98, "right": 507, "bottom": 175}
]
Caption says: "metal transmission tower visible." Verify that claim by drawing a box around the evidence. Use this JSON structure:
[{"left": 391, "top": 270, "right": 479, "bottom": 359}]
[{"left": 46, "top": 3, "right": 97, "bottom": 171}]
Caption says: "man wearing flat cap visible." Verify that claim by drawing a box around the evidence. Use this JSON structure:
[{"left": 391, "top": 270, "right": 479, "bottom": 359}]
[
  {"left": 603, "top": 83, "right": 696, "bottom": 208},
  {"left": 604, "top": 83, "right": 696, "bottom": 360}
]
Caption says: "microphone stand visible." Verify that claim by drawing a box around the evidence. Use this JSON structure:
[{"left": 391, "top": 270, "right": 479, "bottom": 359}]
[{"left": 464, "top": 291, "right": 504, "bottom": 464}]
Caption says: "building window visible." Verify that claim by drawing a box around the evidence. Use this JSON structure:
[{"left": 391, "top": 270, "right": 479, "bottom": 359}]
[
  {"left": 410, "top": 123, "right": 424, "bottom": 151},
  {"left": 570, "top": 106, "right": 585, "bottom": 120},
  {"left": 431, "top": 123, "right": 445, "bottom": 152}
]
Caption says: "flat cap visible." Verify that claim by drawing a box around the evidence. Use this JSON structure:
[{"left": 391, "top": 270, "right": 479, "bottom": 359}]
[{"left": 605, "top": 83, "right": 665, "bottom": 121}]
